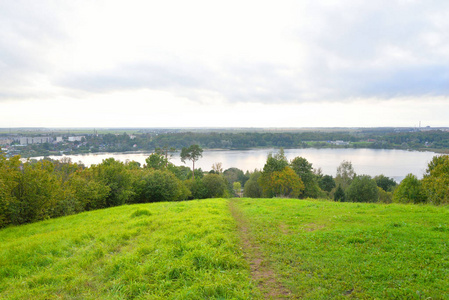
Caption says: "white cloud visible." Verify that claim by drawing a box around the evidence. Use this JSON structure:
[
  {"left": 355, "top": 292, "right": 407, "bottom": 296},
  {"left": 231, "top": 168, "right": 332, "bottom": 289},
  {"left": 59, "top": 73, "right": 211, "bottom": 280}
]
[{"left": 0, "top": 0, "right": 448, "bottom": 127}]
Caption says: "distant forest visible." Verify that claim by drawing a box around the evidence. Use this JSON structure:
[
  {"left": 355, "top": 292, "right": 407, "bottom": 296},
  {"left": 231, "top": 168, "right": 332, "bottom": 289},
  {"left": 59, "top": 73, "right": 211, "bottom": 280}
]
[{"left": 2, "top": 128, "right": 449, "bottom": 157}]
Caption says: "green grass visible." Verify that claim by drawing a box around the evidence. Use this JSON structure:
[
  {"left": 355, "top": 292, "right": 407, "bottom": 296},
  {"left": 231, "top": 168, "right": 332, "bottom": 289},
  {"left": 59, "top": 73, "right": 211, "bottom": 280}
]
[
  {"left": 0, "top": 199, "right": 256, "bottom": 299},
  {"left": 2, "top": 198, "right": 449, "bottom": 299},
  {"left": 234, "top": 198, "right": 449, "bottom": 299}
]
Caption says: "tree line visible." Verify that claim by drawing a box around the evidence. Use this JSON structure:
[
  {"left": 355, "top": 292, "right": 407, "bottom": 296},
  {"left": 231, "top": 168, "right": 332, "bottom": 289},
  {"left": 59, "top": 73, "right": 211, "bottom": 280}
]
[
  {"left": 6, "top": 128, "right": 449, "bottom": 158},
  {"left": 1, "top": 146, "right": 449, "bottom": 228}
]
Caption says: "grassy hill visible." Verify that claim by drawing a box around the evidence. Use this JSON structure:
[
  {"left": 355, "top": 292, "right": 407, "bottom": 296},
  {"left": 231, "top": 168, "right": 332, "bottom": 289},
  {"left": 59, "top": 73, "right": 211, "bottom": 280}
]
[{"left": 1, "top": 198, "right": 449, "bottom": 299}]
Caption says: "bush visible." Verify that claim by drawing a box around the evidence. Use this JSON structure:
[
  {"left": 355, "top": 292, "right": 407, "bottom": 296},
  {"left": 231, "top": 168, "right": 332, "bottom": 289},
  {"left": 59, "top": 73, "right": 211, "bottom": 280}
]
[
  {"left": 346, "top": 175, "right": 379, "bottom": 203},
  {"left": 244, "top": 171, "right": 263, "bottom": 198},
  {"left": 132, "top": 169, "right": 185, "bottom": 203},
  {"left": 393, "top": 174, "right": 427, "bottom": 204},
  {"left": 202, "top": 173, "right": 228, "bottom": 198}
]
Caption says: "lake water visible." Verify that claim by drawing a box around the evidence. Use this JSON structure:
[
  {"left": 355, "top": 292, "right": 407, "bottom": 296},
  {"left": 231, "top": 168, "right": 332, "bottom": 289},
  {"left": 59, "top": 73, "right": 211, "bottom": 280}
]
[{"left": 43, "top": 148, "right": 439, "bottom": 182}]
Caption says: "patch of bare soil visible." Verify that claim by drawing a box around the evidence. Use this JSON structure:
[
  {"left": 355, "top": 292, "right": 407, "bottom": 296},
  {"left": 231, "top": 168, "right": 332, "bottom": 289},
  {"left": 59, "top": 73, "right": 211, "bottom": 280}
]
[{"left": 229, "top": 199, "right": 293, "bottom": 299}]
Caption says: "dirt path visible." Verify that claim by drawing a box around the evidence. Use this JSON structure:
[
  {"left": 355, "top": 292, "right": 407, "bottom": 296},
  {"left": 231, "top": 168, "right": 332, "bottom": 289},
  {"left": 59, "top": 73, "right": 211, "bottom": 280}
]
[{"left": 229, "top": 199, "right": 292, "bottom": 299}]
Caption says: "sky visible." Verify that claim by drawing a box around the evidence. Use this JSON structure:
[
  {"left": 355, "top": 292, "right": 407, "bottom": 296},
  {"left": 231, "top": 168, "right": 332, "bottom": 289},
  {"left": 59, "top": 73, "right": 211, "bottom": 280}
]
[{"left": 1, "top": 0, "right": 448, "bottom": 128}]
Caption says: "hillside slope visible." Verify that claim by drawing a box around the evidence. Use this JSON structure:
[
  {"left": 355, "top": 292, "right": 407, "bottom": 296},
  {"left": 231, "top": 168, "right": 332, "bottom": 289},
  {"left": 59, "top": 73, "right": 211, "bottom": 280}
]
[
  {"left": 2, "top": 198, "right": 449, "bottom": 299},
  {"left": 233, "top": 198, "right": 449, "bottom": 299},
  {"left": 0, "top": 199, "right": 256, "bottom": 299}
]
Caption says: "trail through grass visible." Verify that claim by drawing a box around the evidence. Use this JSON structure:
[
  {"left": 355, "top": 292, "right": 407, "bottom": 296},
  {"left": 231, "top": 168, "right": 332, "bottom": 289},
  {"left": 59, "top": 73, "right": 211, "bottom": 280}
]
[
  {"left": 229, "top": 199, "right": 291, "bottom": 299},
  {"left": 3, "top": 197, "right": 449, "bottom": 299},
  {"left": 0, "top": 199, "right": 257, "bottom": 299},
  {"left": 233, "top": 198, "right": 449, "bottom": 299}
]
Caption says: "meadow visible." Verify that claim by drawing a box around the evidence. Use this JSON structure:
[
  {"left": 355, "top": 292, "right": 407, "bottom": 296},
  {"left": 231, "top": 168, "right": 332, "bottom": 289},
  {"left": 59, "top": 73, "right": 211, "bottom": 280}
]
[
  {"left": 233, "top": 198, "right": 449, "bottom": 299},
  {"left": 0, "top": 199, "right": 256, "bottom": 299},
  {"left": 1, "top": 198, "right": 449, "bottom": 299}
]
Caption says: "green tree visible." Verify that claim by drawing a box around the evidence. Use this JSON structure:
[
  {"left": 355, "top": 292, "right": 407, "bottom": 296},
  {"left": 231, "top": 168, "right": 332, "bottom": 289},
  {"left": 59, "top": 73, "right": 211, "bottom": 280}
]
[
  {"left": 9, "top": 160, "right": 63, "bottom": 224},
  {"left": 333, "top": 184, "right": 346, "bottom": 202},
  {"left": 335, "top": 160, "right": 355, "bottom": 190},
  {"left": 319, "top": 175, "right": 336, "bottom": 193},
  {"left": 377, "top": 187, "right": 393, "bottom": 204},
  {"left": 155, "top": 146, "right": 176, "bottom": 168},
  {"left": 259, "top": 149, "right": 289, "bottom": 197},
  {"left": 262, "top": 167, "right": 304, "bottom": 198},
  {"left": 374, "top": 175, "right": 397, "bottom": 192},
  {"left": 184, "top": 178, "right": 207, "bottom": 200},
  {"left": 145, "top": 153, "right": 167, "bottom": 170},
  {"left": 290, "top": 156, "right": 321, "bottom": 198},
  {"left": 67, "top": 172, "right": 110, "bottom": 211},
  {"left": 90, "top": 158, "right": 134, "bottom": 207},
  {"left": 180, "top": 145, "right": 203, "bottom": 179},
  {"left": 346, "top": 175, "right": 379, "bottom": 203},
  {"left": 233, "top": 182, "right": 242, "bottom": 197},
  {"left": 243, "top": 171, "right": 263, "bottom": 198},
  {"left": 202, "top": 173, "right": 228, "bottom": 198},
  {"left": 393, "top": 174, "right": 427, "bottom": 204},
  {"left": 422, "top": 155, "right": 449, "bottom": 205},
  {"left": 0, "top": 154, "right": 22, "bottom": 227},
  {"left": 132, "top": 169, "right": 187, "bottom": 203}
]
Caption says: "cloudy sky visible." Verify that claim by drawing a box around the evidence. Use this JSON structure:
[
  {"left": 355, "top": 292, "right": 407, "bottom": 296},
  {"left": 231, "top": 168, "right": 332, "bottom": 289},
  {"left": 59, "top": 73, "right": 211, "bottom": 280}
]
[{"left": 1, "top": 0, "right": 448, "bottom": 128}]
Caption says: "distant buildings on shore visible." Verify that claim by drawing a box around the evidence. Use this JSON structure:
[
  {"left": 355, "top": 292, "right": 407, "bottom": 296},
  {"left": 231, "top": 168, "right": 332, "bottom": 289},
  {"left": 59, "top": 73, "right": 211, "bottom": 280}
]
[{"left": 0, "top": 136, "right": 85, "bottom": 146}]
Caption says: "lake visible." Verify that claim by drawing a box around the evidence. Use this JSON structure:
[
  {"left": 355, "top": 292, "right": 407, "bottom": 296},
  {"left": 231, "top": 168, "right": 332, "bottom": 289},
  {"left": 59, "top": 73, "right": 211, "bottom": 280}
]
[{"left": 42, "top": 148, "right": 439, "bottom": 182}]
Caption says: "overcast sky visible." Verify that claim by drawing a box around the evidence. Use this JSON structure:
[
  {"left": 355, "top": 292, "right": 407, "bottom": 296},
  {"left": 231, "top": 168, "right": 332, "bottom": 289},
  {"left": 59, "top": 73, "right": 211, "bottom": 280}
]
[{"left": 1, "top": 0, "right": 448, "bottom": 128}]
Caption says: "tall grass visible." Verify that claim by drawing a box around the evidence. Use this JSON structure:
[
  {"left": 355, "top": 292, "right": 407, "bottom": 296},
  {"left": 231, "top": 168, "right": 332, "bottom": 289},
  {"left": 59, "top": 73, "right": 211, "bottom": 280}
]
[
  {"left": 0, "top": 199, "right": 257, "bottom": 299},
  {"left": 234, "top": 198, "right": 449, "bottom": 299}
]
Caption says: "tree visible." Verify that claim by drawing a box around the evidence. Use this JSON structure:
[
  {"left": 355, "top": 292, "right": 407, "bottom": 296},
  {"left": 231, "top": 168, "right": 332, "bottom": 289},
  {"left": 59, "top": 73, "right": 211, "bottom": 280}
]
[
  {"left": 132, "top": 169, "right": 187, "bottom": 203},
  {"left": 377, "top": 187, "right": 393, "bottom": 204},
  {"left": 233, "top": 182, "right": 242, "bottom": 197},
  {"left": 333, "top": 184, "right": 345, "bottom": 202},
  {"left": 67, "top": 171, "right": 110, "bottom": 211},
  {"left": 262, "top": 167, "right": 304, "bottom": 198},
  {"left": 290, "top": 156, "right": 321, "bottom": 198},
  {"left": 244, "top": 171, "right": 263, "bottom": 198},
  {"left": 346, "top": 175, "right": 379, "bottom": 203},
  {"left": 335, "top": 160, "right": 355, "bottom": 190},
  {"left": 180, "top": 145, "right": 203, "bottom": 179},
  {"left": 184, "top": 178, "right": 207, "bottom": 200},
  {"left": 374, "top": 175, "right": 397, "bottom": 192},
  {"left": 223, "top": 167, "right": 249, "bottom": 192},
  {"left": 259, "top": 148, "right": 289, "bottom": 196},
  {"left": 393, "top": 174, "right": 427, "bottom": 204},
  {"left": 202, "top": 173, "right": 228, "bottom": 198},
  {"left": 9, "top": 160, "right": 63, "bottom": 224},
  {"left": 319, "top": 175, "right": 336, "bottom": 193},
  {"left": 211, "top": 162, "right": 223, "bottom": 174},
  {"left": 422, "top": 155, "right": 449, "bottom": 205},
  {"left": 155, "top": 146, "right": 176, "bottom": 168},
  {"left": 90, "top": 158, "right": 134, "bottom": 207},
  {"left": 145, "top": 153, "right": 167, "bottom": 170}
]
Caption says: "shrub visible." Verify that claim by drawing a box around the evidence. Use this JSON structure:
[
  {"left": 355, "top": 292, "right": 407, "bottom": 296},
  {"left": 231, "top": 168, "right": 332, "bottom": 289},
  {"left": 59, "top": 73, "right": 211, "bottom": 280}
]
[
  {"left": 393, "top": 174, "right": 427, "bottom": 204},
  {"left": 346, "top": 175, "right": 379, "bottom": 203}
]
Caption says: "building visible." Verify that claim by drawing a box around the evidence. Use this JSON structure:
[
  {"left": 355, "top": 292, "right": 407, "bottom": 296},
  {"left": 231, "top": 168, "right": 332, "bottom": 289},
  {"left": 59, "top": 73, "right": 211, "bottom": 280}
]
[
  {"left": 0, "top": 138, "right": 13, "bottom": 145},
  {"left": 16, "top": 136, "right": 53, "bottom": 145},
  {"left": 68, "top": 136, "right": 85, "bottom": 142}
]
